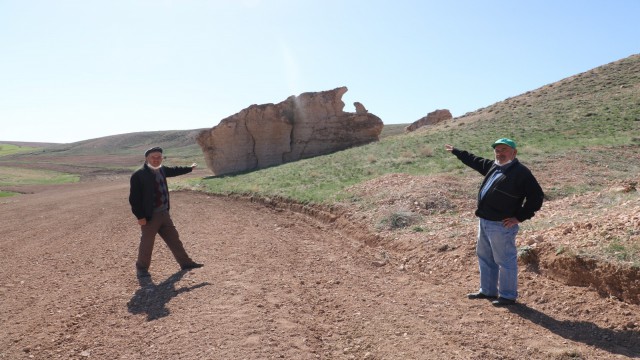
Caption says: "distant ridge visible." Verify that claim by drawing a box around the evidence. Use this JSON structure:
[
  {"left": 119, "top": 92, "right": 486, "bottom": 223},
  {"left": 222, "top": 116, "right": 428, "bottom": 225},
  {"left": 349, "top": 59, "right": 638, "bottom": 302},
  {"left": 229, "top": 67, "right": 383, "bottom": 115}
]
[
  {"left": 42, "top": 129, "right": 208, "bottom": 155},
  {"left": 0, "top": 141, "right": 58, "bottom": 148},
  {"left": 0, "top": 129, "right": 209, "bottom": 175}
]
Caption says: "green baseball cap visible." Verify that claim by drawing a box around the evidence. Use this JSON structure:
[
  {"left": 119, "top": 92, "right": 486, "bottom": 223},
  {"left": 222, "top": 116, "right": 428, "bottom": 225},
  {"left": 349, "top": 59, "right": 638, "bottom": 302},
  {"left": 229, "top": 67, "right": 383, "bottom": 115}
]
[{"left": 491, "top": 138, "right": 517, "bottom": 149}]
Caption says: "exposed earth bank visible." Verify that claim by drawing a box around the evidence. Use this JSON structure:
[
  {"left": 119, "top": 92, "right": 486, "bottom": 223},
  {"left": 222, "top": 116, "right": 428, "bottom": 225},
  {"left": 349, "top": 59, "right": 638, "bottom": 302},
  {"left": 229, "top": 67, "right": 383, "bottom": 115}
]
[{"left": 1, "top": 175, "right": 639, "bottom": 359}]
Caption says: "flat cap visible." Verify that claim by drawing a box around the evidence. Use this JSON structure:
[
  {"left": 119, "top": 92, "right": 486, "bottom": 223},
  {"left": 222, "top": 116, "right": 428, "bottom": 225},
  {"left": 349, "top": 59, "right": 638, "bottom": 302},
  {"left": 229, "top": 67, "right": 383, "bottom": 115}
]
[{"left": 144, "top": 147, "right": 163, "bottom": 157}]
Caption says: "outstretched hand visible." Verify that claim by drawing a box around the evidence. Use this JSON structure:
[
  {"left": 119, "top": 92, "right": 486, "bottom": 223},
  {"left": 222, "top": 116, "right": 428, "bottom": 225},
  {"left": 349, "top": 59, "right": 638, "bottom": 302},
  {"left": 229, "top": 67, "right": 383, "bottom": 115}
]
[
  {"left": 444, "top": 144, "right": 454, "bottom": 152},
  {"left": 191, "top": 163, "right": 198, "bottom": 169}
]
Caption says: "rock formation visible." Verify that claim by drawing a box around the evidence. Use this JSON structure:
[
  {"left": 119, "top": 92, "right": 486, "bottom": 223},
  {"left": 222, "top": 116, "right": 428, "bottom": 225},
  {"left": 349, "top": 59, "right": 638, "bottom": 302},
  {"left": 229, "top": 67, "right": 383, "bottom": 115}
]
[
  {"left": 405, "top": 109, "right": 452, "bottom": 132},
  {"left": 196, "top": 87, "right": 383, "bottom": 176},
  {"left": 354, "top": 102, "right": 368, "bottom": 114}
]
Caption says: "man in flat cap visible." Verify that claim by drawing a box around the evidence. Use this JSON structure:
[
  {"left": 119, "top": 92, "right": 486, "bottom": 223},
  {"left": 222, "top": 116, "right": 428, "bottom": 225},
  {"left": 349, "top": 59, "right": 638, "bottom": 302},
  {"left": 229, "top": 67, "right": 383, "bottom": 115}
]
[
  {"left": 129, "top": 146, "right": 203, "bottom": 278},
  {"left": 445, "top": 138, "right": 543, "bottom": 306}
]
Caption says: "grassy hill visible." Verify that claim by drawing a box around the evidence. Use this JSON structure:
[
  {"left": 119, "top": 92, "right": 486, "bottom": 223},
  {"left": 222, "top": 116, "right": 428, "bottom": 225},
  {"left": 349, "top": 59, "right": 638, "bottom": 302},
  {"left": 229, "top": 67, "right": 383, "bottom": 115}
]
[
  {"left": 0, "top": 130, "right": 208, "bottom": 180},
  {"left": 193, "top": 54, "right": 640, "bottom": 203},
  {"left": 41, "top": 129, "right": 206, "bottom": 156}
]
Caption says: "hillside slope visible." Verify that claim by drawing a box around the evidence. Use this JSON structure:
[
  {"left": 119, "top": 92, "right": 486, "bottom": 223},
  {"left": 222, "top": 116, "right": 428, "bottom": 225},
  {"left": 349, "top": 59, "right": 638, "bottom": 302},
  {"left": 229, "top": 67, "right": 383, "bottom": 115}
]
[
  {"left": 0, "top": 130, "right": 207, "bottom": 178},
  {"left": 192, "top": 54, "right": 640, "bottom": 305}
]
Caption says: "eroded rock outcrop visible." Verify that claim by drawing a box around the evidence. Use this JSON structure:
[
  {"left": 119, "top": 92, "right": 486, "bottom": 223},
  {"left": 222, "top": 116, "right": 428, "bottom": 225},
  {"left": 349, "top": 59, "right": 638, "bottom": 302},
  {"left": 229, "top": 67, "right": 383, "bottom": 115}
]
[
  {"left": 405, "top": 109, "right": 452, "bottom": 132},
  {"left": 196, "top": 87, "right": 383, "bottom": 176}
]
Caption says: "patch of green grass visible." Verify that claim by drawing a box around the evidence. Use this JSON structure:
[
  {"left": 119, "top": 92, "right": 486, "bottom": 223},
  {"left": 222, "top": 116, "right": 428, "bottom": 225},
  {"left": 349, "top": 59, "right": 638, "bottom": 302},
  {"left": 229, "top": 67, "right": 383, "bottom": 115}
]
[
  {"left": 544, "top": 184, "right": 604, "bottom": 201},
  {"left": 603, "top": 238, "right": 640, "bottom": 266},
  {"left": 379, "top": 124, "right": 409, "bottom": 139},
  {"left": 0, "top": 166, "right": 80, "bottom": 186},
  {"left": 0, "top": 190, "right": 18, "bottom": 197},
  {"left": 556, "top": 246, "right": 567, "bottom": 256},
  {"left": 0, "top": 144, "right": 38, "bottom": 157}
]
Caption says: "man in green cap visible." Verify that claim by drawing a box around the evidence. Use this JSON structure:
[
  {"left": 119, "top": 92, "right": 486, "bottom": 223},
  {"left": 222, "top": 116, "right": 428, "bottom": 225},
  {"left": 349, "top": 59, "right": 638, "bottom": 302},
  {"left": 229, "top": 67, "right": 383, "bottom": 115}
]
[{"left": 444, "top": 138, "right": 543, "bottom": 306}]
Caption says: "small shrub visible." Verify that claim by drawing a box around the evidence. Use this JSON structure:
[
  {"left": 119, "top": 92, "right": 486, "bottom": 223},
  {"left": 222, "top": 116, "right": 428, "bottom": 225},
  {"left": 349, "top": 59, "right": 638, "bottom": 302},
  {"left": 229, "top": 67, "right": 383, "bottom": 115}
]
[
  {"left": 557, "top": 350, "right": 585, "bottom": 359},
  {"left": 379, "top": 211, "right": 420, "bottom": 230},
  {"left": 604, "top": 238, "right": 639, "bottom": 263},
  {"left": 419, "top": 146, "right": 434, "bottom": 157},
  {"left": 518, "top": 246, "right": 538, "bottom": 266},
  {"left": 400, "top": 150, "right": 414, "bottom": 159},
  {"left": 437, "top": 244, "right": 451, "bottom": 252}
]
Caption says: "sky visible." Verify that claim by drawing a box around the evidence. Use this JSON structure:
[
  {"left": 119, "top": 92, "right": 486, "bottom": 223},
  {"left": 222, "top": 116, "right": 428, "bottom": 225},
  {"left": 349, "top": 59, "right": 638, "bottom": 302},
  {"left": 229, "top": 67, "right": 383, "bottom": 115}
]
[{"left": 1, "top": 0, "right": 639, "bottom": 143}]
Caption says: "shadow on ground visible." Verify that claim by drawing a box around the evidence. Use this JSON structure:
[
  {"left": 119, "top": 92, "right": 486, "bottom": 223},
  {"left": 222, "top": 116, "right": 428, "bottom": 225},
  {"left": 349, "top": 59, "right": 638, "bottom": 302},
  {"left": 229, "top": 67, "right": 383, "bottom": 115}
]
[
  {"left": 127, "top": 270, "right": 211, "bottom": 321},
  {"left": 509, "top": 303, "right": 640, "bottom": 357}
]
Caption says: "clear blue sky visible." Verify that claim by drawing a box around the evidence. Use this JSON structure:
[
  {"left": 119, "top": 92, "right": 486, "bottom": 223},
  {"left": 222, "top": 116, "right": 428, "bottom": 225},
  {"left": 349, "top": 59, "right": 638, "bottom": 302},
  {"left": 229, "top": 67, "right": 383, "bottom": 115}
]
[{"left": 1, "top": 0, "right": 639, "bottom": 143}]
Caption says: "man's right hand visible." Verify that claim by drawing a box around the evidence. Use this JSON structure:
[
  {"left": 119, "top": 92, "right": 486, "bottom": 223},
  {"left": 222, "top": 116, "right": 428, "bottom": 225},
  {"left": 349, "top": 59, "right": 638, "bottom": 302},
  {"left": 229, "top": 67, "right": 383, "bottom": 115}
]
[
  {"left": 138, "top": 218, "right": 147, "bottom": 226},
  {"left": 444, "top": 144, "right": 455, "bottom": 152}
]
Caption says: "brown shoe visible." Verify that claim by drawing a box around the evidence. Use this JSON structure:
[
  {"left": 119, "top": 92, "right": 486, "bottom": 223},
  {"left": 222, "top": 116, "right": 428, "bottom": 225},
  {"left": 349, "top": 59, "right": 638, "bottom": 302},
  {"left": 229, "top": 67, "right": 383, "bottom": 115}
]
[{"left": 181, "top": 262, "right": 204, "bottom": 271}]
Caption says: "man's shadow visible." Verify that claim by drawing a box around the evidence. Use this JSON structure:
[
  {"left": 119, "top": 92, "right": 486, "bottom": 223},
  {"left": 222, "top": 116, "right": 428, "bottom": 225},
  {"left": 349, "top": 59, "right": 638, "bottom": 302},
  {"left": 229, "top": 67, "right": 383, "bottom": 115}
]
[
  {"left": 127, "top": 270, "right": 210, "bottom": 321},
  {"left": 508, "top": 303, "right": 639, "bottom": 357}
]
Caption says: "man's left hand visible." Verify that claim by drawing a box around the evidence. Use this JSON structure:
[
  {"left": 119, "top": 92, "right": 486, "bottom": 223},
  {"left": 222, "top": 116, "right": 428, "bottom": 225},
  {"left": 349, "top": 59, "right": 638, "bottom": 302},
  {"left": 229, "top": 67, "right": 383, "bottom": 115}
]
[{"left": 502, "top": 217, "right": 520, "bottom": 228}]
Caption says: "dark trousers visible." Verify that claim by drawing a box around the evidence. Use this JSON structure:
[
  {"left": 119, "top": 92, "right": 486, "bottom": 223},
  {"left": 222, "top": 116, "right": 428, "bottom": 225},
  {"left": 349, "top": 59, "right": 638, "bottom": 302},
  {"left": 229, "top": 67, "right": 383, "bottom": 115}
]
[{"left": 136, "top": 210, "right": 192, "bottom": 270}]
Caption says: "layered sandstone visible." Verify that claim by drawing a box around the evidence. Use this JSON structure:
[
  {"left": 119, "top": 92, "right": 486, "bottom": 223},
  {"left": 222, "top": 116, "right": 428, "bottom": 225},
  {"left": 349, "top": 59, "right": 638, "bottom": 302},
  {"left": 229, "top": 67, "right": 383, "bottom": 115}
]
[
  {"left": 196, "top": 87, "right": 383, "bottom": 176},
  {"left": 405, "top": 109, "right": 452, "bottom": 132}
]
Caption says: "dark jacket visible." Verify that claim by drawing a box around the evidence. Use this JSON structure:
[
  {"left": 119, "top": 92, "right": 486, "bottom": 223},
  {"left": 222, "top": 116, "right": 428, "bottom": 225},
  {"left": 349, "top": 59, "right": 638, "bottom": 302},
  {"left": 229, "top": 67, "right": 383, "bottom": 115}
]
[
  {"left": 452, "top": 149, "right": 544, "bottom": 222},
  {"left": 129, "top": 164, "right": 193, "bottom": 221}
]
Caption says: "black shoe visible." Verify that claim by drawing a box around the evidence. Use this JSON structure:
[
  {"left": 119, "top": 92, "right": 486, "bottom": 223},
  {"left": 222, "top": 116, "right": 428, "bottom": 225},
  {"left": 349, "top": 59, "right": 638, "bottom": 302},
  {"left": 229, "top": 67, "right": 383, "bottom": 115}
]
[
  {"left": 467, "top": 292, "right": 498, "bottom": 300},
  {"left": 136, "top": 268, "right": 151, "bottom": 278},
  {"left": 492, "top": 297, "right": 516, "bottom": 306},
  {"left": 181, "top": 262, "right": 204, "bottom": 271}
]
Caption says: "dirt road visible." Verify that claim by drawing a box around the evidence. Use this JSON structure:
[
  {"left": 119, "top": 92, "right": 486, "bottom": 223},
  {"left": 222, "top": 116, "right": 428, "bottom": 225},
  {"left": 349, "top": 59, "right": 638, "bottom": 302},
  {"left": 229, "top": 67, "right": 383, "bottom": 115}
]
[{"left": 1, "top": 177, "right": 638, "bottom": 359}]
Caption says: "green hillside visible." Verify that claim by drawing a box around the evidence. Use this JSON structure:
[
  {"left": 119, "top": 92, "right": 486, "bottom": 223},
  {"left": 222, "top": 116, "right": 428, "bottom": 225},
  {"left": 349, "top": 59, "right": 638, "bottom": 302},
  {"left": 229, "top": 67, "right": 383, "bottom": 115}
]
[
  {"left": 193, "top": 54, "right": 640, "bottom": 203},
  {"left": 24, "top": 129, "right": 206, "bottom": 159},
  {"left": 0, "top": 130, "right": 207, "bottom": 177},
  {"left": 0, "top": 143, "right": 40, "bottom": 156}
]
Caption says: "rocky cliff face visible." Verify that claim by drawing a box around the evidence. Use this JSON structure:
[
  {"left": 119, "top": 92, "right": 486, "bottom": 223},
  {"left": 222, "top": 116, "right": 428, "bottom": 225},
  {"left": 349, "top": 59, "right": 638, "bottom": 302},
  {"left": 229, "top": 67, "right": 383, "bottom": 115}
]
[
  {"left": 196, "top": 87, "right": 383, "bottom": 176},
  {"left": 405, "top": 109, "right": 452, "bottom": 132}
]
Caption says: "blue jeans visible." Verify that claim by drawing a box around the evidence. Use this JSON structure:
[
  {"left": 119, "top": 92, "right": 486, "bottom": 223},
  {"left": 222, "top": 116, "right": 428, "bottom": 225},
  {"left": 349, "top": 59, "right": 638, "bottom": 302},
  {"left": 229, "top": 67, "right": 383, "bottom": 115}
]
[{"left": 476, "top": 218, "right": 519, "bottom": 300}]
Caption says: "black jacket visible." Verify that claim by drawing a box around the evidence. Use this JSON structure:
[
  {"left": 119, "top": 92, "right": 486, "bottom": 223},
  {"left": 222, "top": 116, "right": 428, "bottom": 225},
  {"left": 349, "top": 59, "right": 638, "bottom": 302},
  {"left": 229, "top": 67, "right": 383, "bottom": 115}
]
[
  {"left": 452, "top": 149, "right": 544, "bottom": 222},
  {"left": 129, "top": 164, "right": 193, "bottom": 221}
]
